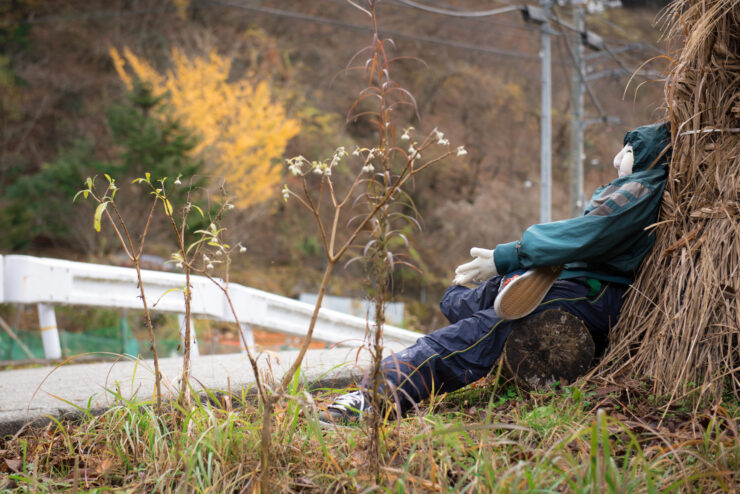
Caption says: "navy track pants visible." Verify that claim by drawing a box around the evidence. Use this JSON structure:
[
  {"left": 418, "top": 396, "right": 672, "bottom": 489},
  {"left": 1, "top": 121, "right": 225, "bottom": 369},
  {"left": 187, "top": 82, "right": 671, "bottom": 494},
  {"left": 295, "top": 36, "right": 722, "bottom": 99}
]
[{"left": 371, "top": 276, "right": 626, "bottom": 413}]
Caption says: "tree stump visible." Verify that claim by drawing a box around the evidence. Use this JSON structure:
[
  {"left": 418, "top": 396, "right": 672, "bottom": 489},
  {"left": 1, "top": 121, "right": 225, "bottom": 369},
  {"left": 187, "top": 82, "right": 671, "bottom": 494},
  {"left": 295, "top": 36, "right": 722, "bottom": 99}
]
[{"left": 503, "top": 309, "right": 594, "bottom": 390}]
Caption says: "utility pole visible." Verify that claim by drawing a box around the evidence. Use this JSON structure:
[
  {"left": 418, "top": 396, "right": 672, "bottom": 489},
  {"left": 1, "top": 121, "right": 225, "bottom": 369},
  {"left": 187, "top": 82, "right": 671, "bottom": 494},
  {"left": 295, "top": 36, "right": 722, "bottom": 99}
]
[
  {"left": 569, "top": 1, "right": 585, "bottom": 217},
  {"left": 540, "top": 0, "right": 553, "bottom": 224}
]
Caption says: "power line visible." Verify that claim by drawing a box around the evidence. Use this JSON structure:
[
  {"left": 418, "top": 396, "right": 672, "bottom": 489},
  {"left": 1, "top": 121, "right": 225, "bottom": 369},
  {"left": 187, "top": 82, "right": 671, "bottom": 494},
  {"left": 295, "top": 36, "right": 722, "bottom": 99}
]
[
  {"left": 16, "top": 0, "right": 660, "bottom": 76},
  {"left": 16, "top": 0, "right": 540, "bottom": 61},
  {"left": 393, "top": 0, "right": 522, "bottom": 18},
  {"left": 584, "top": 42, "right": 655, "bottom": 60},
  {"left": 338, "top": 0, "right": 541, "bottom": 37},
  {"left": 552, "top": 7, "right": 608, "bottom": 121},
  {"left": 16, "top": 7, "right": 175, "bottom": 24},
  {"left": 206, "top": 0, "right": 539, "bottom": 61},
  {"left": 587, "top": 15, "right": 662, "bottom": 54}
]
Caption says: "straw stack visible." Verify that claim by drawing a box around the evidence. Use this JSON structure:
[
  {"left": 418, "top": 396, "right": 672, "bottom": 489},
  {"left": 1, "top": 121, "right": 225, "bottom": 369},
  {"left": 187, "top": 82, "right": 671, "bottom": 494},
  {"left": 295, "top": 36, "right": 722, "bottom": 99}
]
[{"left": 601, "top": 0, "right": 740, "bottom": 404}]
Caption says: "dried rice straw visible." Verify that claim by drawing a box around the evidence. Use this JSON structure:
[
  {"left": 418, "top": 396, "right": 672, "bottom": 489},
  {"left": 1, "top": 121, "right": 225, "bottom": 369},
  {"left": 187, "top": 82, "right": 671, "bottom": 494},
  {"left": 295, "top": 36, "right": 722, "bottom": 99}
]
[{"left": 597, "top": 0, "right": 740, "bottom": 406}]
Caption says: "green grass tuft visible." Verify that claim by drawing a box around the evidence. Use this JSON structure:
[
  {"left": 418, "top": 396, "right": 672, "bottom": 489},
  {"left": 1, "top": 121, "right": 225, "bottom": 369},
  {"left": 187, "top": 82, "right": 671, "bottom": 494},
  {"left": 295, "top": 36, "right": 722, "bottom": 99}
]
[{"left": 1, "top": 375, "right": 737, "bottom": 492}]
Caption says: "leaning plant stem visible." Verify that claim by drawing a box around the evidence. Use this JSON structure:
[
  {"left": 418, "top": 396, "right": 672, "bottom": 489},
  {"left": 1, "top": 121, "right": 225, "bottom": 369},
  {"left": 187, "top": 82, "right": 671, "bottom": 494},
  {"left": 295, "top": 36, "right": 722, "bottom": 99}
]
[
  {"left": 269, "top": 255, "right": 337, "bottom": 491},
  {"left": 200, "top": 272, "right": 266, "bottom": 401},
  {"left": 281, "top": 155, "right": 447, "bottom": 391},
  {"left": 108, "top": 200, "right": 163, "bottom": 409},
  {"left": 279, "top": 260, "right": 336, "bottom": 390},
  {"left": 199, "top": 261, "right": 271, "bottom": 492}
]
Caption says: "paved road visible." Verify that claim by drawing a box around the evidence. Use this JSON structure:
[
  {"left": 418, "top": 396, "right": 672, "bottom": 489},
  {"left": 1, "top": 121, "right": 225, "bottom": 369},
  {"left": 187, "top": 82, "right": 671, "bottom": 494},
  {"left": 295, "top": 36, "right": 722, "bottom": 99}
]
[{"left": 0, "top": 347, "right": 381, "bottom": 437}]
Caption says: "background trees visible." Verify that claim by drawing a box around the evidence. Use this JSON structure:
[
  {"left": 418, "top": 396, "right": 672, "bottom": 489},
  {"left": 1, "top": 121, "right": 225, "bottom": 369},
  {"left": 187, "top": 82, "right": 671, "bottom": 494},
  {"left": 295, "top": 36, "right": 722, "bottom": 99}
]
[
  {"left": 110, "top": 47, "right": 300, "bottom": 208},
  {"left": 0, "top": 0, "right": 668, "bottom": 328}
]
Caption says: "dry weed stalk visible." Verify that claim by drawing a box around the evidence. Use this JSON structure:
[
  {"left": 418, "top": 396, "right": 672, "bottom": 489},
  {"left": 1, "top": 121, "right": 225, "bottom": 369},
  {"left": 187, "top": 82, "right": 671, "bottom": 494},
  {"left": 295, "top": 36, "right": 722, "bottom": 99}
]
[
  {"left": 601, "top": 0, "right": 740, "bottom": 405},
  {"left": 283, "top": 0, "right": 461, "bottom": 481},
  {"left": 76, "top": 176, "right": 164, "bottom": 409},
  {"left": 80, "top": 173, "right": 276, "bottom": 488}
]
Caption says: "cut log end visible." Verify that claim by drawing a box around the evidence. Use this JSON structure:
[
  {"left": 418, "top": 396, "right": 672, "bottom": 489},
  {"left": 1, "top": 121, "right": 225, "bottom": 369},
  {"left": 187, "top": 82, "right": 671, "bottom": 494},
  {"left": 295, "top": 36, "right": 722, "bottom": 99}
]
[{"left": 503, "top": 309, "right": 595, "bottom": 390}]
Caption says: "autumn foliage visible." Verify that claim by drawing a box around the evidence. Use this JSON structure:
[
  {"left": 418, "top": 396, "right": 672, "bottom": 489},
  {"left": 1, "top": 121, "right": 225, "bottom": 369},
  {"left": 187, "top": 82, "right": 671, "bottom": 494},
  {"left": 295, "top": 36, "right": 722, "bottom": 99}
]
[{"left": 110, "top": 47, "right": 300, "bottom": 208}]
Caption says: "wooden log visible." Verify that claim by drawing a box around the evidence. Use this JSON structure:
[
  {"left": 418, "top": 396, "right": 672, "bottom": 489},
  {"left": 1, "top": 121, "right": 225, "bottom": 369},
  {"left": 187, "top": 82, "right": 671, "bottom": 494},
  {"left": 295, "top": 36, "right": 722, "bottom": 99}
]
[{"left": 503, "top": 309, "right": 594, "bottom": 390}]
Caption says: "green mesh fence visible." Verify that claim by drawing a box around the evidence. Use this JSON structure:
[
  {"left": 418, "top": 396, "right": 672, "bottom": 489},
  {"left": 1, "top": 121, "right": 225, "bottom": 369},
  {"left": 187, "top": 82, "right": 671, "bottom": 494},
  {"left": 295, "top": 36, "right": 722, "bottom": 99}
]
[
  {"left": 0, "top": 330, "right": 45, "bottom": 360},
  {"left": 0, "top": 318, "right": 178, "bottom": 361}
]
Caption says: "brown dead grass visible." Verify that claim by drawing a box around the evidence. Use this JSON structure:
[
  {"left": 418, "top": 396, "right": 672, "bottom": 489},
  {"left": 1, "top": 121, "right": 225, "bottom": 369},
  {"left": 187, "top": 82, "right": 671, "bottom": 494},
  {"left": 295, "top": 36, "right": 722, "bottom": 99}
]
[{"left": 600, "top": 0, "right": 740, "bottom": 406}]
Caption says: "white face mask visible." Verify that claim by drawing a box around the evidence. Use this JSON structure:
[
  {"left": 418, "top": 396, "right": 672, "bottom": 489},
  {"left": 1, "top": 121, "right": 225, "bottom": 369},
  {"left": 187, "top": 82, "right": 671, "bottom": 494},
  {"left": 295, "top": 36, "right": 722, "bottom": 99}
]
[{"left": 613, "top": 144, "right": 634, "bottom": 178}]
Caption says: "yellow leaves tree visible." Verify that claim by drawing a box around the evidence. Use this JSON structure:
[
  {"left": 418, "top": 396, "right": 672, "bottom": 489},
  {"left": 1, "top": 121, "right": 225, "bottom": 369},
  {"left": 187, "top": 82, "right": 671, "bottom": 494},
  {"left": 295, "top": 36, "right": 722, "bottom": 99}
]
[{"left": 110, "top": 47, "right": 300, "bottom": 208}]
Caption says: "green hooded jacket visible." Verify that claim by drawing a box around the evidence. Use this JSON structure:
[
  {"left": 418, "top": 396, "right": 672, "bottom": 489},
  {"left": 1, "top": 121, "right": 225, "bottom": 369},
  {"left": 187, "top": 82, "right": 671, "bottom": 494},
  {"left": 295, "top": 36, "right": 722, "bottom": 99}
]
[{"left": 493, "top": 122, "right": 671, "bottom": 285}]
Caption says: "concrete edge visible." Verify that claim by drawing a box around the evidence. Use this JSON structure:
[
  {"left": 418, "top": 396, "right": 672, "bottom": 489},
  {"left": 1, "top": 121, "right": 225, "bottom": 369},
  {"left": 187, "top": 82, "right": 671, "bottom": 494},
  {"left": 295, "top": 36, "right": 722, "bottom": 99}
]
[{"left": 0, "top": 371, "right": 361, "bottom": 440}]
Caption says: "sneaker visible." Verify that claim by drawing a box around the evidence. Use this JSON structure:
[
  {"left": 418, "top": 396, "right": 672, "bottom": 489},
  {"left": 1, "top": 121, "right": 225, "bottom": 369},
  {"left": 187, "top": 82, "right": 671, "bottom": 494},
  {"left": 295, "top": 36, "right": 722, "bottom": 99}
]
[
  {"left": 319, "top": 390, "right": 373, "bottom": 426},
  {"left": 494, "top": 266, "right": 562, "bottom": 320}
]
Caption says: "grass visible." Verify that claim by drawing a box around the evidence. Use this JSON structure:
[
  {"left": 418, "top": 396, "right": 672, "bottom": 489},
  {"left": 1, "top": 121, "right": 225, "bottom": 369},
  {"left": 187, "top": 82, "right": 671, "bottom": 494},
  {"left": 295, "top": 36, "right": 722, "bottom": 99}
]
[{"left": 1, "top": 375, "right": 738, "bottom": 492}]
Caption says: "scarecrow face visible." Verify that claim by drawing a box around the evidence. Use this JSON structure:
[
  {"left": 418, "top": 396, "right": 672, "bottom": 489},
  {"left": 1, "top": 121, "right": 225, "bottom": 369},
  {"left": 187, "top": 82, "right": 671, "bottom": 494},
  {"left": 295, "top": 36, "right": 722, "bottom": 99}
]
[{"left": 613, "top": 144, "right": 634, "bottom": 178}]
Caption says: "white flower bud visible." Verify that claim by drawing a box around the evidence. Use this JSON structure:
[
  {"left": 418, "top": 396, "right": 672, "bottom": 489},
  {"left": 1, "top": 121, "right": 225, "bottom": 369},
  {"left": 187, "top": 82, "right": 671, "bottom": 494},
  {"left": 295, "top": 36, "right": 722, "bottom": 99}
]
[
  {"left": 401, "top": 126, "right": 414, "bottom": 141},
  {"left": 456, "top": 146, "right": 468, "bottom": 157}
]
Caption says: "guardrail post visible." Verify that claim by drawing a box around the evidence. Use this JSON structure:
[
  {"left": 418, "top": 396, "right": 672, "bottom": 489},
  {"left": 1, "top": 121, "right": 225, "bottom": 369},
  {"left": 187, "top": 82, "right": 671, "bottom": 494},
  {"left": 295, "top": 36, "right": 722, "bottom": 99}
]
[
  {"left": 0, "top": 254, "right": 5, "bottom": 303},
  {"left": 239, "top": 323, "right": 255, "bottom": 354},
  {"left": 178, "top": 314, "right": 200, "bottom": 357},
  {"left": 37, "top": 303, "right": 62, "bottom": 359}
]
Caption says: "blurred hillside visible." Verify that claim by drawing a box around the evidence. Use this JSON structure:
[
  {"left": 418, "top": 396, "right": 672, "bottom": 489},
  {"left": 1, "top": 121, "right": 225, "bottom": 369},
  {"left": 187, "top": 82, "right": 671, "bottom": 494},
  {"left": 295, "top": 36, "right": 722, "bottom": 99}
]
[{"left": 0, "top": 0, "right": 671, "bottom": 331}]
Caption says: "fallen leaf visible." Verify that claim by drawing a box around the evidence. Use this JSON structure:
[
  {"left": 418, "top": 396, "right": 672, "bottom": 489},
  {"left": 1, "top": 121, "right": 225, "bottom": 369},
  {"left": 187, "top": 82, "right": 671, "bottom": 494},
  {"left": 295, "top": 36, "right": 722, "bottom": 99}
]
[
  {"left": 4, "top": 459, "right": 22, "bottom": 473},
  {"left": 95, "top": 458, "right": 113, "bottom": 475}
]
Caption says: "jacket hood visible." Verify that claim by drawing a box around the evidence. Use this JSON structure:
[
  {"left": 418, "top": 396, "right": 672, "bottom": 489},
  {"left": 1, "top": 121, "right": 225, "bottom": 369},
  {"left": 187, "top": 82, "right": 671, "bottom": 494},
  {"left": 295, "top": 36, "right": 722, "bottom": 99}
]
[{"left": 624, "top": 122, "right": 671, "bottom": 172}]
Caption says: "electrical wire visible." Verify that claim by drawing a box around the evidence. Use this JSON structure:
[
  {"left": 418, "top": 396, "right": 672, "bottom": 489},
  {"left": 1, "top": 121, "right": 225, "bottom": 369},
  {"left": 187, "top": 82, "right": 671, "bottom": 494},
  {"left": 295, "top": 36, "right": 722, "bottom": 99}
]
[
  {"left": 584, "top": 42, "right": 653, "bottom": 60},
  {"left": 206, "top": 0, "right": 539, "bottom": 61},
  {"left": 334, "top": 0, "right": 541, "bottom": 36},
  {"left": 15, "top": 0, "right": 658, "bottom": 72},
  {"left": 15, "top": 7, "right": 175, "bottom": 24},
  {"left": 12, "top": 0, "right": 539, "bottom": 61},
  {"left": 588, "top": 14, "right": 662, "bottom": 54},
  {"left": 392, "top": 0, "right": 522, "bottom": 18},
  {"left": 551, "top": 6, "right": 609, "bottom": 121}
]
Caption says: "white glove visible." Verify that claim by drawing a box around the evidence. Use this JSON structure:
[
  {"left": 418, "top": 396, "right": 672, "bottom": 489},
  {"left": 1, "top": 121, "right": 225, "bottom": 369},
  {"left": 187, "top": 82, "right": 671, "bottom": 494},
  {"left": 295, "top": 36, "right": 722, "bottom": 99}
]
[{"left": 453, "top": 247, "right": 498, "bottom": 285}]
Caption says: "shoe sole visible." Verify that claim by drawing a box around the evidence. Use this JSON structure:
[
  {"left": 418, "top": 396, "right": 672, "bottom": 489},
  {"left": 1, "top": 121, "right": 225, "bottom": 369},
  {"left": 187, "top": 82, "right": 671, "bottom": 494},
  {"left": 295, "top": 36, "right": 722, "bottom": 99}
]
[{"left": 494, "top": 266, "right": 562, "bottom": 320}]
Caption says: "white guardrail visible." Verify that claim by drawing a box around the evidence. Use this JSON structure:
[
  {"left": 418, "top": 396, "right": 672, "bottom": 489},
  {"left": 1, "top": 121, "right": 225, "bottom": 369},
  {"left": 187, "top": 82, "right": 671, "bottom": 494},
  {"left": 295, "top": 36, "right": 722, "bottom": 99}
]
[{"left": 0, "top": 255, "right": 420, "bottom": 359}]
